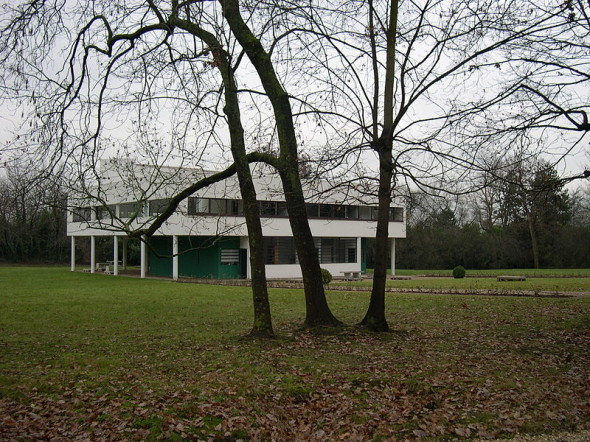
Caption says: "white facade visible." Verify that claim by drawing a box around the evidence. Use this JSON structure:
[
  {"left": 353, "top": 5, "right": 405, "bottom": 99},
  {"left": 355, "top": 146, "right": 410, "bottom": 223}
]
[{"left": 67, "top": 162, "right": 406, "bottom": 279}]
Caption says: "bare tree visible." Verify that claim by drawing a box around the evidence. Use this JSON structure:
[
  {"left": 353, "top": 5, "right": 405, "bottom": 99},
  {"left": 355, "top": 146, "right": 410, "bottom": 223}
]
[
  {"left": 0, "top": 0, "right": 346, "bottom": 331},
  {"left": 218, "top": 0, "right": 341, "bottom": 327},
  {"left": 167, "top": 12, "right": 274, "bottom": 337},
  {"left": 0, "top": 0, "right": 279, "bottom": 335},
  {"left": 262, "top": 0, "right": 590, "bottom": 330}
]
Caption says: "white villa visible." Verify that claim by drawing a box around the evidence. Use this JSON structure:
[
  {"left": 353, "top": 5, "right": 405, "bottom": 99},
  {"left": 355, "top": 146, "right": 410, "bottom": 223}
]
[{"left": 67, "top": 162, "right": 406, "bottom": 280}]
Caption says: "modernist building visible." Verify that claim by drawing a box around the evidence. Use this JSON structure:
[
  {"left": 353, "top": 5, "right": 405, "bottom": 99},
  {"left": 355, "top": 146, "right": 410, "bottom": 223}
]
[{"left": 67, "top": 162, "right": 406, "bottom": 280}]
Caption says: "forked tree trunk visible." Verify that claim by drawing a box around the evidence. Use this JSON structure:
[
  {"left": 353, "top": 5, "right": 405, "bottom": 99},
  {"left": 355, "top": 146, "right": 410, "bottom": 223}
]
[{"left": 221, "top": 0, "right": 341, "bottom": 327}]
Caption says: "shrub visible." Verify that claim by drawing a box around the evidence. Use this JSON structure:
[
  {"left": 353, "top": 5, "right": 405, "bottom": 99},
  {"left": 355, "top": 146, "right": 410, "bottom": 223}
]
[
  {"left": 321, "top": 268, "right": 332, "bottom": 285},
  {"left": 452, "top": 265, "right": 466, "bottom": 279}
]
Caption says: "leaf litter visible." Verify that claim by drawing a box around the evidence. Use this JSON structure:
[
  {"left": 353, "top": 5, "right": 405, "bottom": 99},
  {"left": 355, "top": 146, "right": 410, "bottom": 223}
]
[{"left": 1, "top": 298, "right": 589, "bottom": 440}]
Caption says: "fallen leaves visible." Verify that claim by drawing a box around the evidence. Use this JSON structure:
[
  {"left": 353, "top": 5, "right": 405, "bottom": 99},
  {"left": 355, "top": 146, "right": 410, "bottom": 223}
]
[{"left": 2, "top": 301, "right": 589, "bottom": 440}]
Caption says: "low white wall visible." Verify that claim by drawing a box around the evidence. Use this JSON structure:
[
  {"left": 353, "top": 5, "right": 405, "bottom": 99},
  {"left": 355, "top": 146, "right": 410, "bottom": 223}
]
[
  {"left": 264, "top": 262, "right": 361, "bottom": 279},
  {"left": 264, "top": 264, "right": 302, "bottom": 279}
]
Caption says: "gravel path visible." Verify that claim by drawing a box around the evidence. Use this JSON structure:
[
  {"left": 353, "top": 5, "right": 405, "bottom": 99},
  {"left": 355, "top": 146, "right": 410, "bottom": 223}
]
[{"left": 177, "top": 277, "right": 590, "bottom": 298}]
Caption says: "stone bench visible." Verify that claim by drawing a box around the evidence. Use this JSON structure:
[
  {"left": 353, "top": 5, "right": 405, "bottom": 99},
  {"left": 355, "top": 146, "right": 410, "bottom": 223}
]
[
  {"left": 340, "top": 271, "right": 362, "bottom": 280},
  {"left": 497, "top": 275, "right": 526, "bottom": 281},
  {"left": 391, "top": 275, "right": 412, "bottom": 280}
]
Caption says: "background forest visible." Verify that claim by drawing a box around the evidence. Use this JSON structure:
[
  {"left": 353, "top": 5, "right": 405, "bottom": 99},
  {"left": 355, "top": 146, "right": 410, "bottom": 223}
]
[{"left": 395, "top": 161, "right": 590, "bottom": 270}]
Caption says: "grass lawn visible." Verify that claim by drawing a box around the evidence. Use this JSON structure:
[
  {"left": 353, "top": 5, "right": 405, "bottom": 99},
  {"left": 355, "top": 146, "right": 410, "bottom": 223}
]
[{"left": 1, "top": 266, "right": 589, "bottom": 440}]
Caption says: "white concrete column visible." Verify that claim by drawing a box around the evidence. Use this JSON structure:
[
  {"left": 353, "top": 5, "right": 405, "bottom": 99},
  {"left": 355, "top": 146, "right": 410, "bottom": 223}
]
[
  {"left": 113, "top": 236, "right": 119, "bottom": 276},
  {"left": 140, "top": 235, "right": 147, "bottom": 279},
  {"left": 246, "top": 245, "right": 251, "bottom": 280},
  {"left": 70, "top": 237, "right": 76, "bottom": 272},
  {"left": 390, "top": 238, "right": 396, "bottom": 276},
  {"left": 90, "top": 236, "right": 96, "bottom": 274},
  {"left": 172, "top": 235, "right": 179, "bottom": 281},
  {"left": 122, "top": 238, "right": 128, "bottom": 270}
]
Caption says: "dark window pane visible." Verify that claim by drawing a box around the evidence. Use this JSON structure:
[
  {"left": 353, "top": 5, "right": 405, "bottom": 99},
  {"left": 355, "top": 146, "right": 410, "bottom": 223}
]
[
  {"left": 318, "top": 237, "right": 357, "bottom": 264},
  {"left": 260, "top": 201, "right": 277, "bottom": 217},
  {"left": 276, "top": 202, "right": 288, "bottom": 217},
  {"left": 345, "top": 206, "right": 359, "bottom": 219},
  {"left": 392, "top": 207, "right": 404, "bottom": 222},
  {"left": 209, "top": 199, "right": 226, "bottom": 214},
  {"left": 73, "top": 207, "right": 92, "bottom": 222},
  {"left": 120, "top": 202, "right": 143, "bottom": 219},
  {"left": 226, "top": 200, "right": 243, "bottom": 216},
  {"left": 306, "top": 204, "right": 319, "bottom": 217},
  {"left": 188, "top": 197, "right": 209, "bottom": 215},
  {"left": 359, "top": 207, "right": 372, "bottom": 220},
  {"left": 319, "top": 204, "right": 333, "bottom": 218},
  {"left": 149, "top": 199, "right": 171, "bottom": 216},
  {"left": 263, "top": 237, "right": 296, "bottom": 264},
  {"left": 333, "top": 205, "right": 345, "bottom": 218},
  {"left": 95, "top": 205, "right": 116, "bottom": 220}
]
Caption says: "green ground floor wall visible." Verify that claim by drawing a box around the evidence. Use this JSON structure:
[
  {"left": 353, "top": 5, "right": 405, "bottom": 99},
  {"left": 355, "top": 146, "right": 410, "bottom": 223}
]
[
  {"left": 148, "top": 236, "right": 242, "bottom": 279},
  {"left": 148, "top": 235, "right": 371, "bottom": 279}
]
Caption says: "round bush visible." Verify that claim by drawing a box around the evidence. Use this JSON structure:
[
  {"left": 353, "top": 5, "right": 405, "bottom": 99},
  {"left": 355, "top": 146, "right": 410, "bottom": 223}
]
[
  {"left": 321, "top": 268, "right": 332, "bottom": 285},
  {"left": 452, "top": 265, "right": 466, "bottom": 279}
]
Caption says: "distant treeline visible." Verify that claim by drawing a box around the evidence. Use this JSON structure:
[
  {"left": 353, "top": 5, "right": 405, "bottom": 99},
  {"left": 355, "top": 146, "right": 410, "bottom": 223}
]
[
  {"left": 0, "top": 169, "right": 69, "bottom": 263},
  {"left": 394, "top": 219, "right": 590, "bottom": 270},
  {"left": 0, "top": 167, "right": 141, "bottom": 264},
  {"left": 393, "top": 164, "right": 590, "bottom": 270}
]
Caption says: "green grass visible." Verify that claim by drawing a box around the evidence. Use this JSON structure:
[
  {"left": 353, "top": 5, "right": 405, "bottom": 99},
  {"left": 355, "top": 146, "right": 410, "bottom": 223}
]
[{"left": 1, "top": 266, "right": 589, "bottom": 440}]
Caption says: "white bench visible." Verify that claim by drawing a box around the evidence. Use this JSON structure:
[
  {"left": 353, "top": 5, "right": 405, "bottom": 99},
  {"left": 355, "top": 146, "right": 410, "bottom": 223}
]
[
  {"left": 83, "top": 263, "right": 106, "bottom": 273},
  {"left": 340, "top": 271, "right": 361, "bottom": 280},
  {"left": 497, "top": 275, "right": 526, "bottom": 281}
]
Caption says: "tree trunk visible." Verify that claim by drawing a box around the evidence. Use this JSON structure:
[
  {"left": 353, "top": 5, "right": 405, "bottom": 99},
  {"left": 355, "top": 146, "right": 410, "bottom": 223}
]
[
  {"left": 220, "top": 0, "right": 340, "bottom": 327},
  {"left": 360, "top": 146, "right": 392, "bottom": 332},
  {"left": 526, "top": 210, "right": 541, "bottom": 269},
  {"left": 171, "top": 15, "right": 274, "bottom": 337},
  {"left": 216, "top": 44, "right": 274, "bottom": 337},
  {"left": 360, "top": 0, "right": 399, "bottom": 331},
  {"left": 224, "top": 95, "right": 274, "bottom": 337},
  {"left": 278, "top": 163, "right": 341, "bottom": 326}
]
